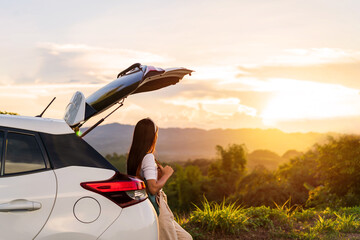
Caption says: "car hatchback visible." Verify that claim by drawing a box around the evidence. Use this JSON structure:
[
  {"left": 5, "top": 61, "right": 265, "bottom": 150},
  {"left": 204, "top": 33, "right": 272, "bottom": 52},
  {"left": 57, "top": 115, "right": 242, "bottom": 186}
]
[{"left": 0, "top": 64, "right": 192, "bottom": 240}]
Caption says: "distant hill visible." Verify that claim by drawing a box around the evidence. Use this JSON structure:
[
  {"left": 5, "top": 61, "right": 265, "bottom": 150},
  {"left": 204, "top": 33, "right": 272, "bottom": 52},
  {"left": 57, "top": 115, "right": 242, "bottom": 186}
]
[
  {"left": 247, "top": 149, "right": 302, "bottom": 170},
  {"left": 82, "top": 123, "right": 333, "bottom": 162}
]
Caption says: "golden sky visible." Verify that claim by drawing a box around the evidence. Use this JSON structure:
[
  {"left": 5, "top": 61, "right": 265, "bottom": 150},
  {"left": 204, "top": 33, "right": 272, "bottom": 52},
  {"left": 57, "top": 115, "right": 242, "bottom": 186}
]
[{"left": 1, "top": 0, "right": 360, "bottom": 133}]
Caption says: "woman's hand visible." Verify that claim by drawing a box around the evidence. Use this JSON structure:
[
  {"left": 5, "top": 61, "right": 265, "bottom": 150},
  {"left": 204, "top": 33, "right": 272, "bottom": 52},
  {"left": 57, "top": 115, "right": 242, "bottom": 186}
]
[
  {"left": 146, "top": 165, "right": 174, "bottom": 195},
  {"left": 159, "top": 165, "right": 174, "bottom": 177}
]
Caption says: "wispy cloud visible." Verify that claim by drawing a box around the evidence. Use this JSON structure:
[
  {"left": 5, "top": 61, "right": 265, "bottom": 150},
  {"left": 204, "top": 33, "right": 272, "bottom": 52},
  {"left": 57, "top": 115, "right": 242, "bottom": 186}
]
[
  {"left": 164, "top": 97, "right": 257, "bottom": 117},
  {"left": 33, "top": 42, "right": 172, "bottom": 84},
  {"left": 236, "top": 48, "right": 360, "bottom": 89},
  {"left": 265, "top": 48, "right": 360, "bottom": 65},
  {"left": 38, "top": 42, "right": 171, "bottom": 65}
]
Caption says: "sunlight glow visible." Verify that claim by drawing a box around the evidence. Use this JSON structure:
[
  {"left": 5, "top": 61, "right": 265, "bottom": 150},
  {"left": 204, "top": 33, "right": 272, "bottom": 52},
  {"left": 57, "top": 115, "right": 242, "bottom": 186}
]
[{"left": 261, "top": 78, "right": 360, "bottom": 125}]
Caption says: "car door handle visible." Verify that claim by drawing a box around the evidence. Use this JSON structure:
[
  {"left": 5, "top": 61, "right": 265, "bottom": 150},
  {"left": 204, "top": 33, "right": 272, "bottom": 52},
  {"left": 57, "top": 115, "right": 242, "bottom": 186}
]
[{"left": 0, "top": 199, "right": 42, "bottom": 212}]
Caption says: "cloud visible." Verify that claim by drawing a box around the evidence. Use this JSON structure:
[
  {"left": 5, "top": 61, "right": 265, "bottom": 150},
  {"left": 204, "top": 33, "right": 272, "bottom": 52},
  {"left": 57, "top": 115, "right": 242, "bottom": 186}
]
[
  {"left": 164, "top": 97, "right": 257, "bottom": 117},
  {"left": 269, "top": 116, "right": 360, "bottom": 134},
  {"left": 3, "top": 45, "right": 360, "bottom": 133},
  {"left": 0, "top": 83, "right": 105, "bottom": 117},
  {"left": 265, "top": 48, "right": 360, "bottom": 66},
  {"left": 38, "top": 42, "right": 170, "bottom": 64},
  {"left": 236, "top": 48, "right": 360, "bottom": 89},
  {"left": 34, "top": 42, "right": 172, "bottom": 84}
]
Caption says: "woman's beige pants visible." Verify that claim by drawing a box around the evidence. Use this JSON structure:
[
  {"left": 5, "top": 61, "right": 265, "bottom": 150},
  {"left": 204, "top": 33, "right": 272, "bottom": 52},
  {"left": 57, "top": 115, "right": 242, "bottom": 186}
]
[{"left": 158, "top": 190, "right": 192, "bottom": 240}]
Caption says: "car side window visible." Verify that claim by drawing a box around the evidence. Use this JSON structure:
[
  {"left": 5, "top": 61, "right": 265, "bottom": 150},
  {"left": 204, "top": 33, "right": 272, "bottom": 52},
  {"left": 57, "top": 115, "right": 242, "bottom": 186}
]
[{"left": 4, "top": 132, "right": 46, "bottom": 175}]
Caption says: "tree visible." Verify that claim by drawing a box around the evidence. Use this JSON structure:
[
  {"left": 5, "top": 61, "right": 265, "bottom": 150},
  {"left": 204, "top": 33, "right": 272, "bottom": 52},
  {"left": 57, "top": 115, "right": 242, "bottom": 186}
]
[
  {"left": 235, "top": 166, "right": 289, "bottom": 207},
  {"left": 277, "top": 135, "right": 360, "bottom": 207},
  {"left": 315, "top": 135, "right": 360, "bottom": 206},
  {"left": 164, "top": 165, "right": 203, "bottom": 212},
  {"left": 277, "top": 149, "right": 321, "bottom": 205},
  {"left": 207, "top": 144, "right": 247, "bottom": 201},
  {"left": 105, "top": 153, "right": 127, "bottom": 173}
]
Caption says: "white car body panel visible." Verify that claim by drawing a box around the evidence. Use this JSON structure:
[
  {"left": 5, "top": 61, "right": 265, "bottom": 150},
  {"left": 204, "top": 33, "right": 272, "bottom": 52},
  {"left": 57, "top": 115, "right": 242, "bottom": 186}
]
[
  {"left": 0, "top": 171, "right": 57, "bottom": 240},
  {"left": 35, "top": 166, "right": 121, "bottom": 240},
  {"left": 98, "top": 199, "right": 158, "bottom": 240},
  {"left": 0, "top": 115, "right": 73, "bottom": 135}
]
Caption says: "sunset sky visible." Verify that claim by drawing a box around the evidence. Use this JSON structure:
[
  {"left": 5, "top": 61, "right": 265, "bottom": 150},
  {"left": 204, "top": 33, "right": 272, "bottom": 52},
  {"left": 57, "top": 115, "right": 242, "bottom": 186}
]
[{"left": 1, "top": 0, "right": 360, "bottom": 133}]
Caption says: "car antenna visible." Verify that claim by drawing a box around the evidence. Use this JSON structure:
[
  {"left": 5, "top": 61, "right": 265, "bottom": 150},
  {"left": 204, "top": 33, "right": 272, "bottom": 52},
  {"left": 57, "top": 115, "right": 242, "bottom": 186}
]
[
  {"left": 80, "top": 98, "right": 125, "bottom": 138},
  {"left": 36, "top": 97, "right": 56, "bottom": 117}
]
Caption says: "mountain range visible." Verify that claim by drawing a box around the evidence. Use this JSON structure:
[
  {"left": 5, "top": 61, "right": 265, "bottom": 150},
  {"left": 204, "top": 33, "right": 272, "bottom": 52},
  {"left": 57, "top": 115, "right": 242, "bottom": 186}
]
[{"left": 82, "top": 123, "right": 335, "bottom": 162}]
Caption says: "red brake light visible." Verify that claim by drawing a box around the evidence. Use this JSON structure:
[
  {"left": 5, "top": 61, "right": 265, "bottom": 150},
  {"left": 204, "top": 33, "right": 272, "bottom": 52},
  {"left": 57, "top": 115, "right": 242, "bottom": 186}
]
[
  {"left": 84, "top": 180, "right": 145, "bottom": 192},
  {"left": 81, "top": 173, "right": 147, "bottom": 208}
]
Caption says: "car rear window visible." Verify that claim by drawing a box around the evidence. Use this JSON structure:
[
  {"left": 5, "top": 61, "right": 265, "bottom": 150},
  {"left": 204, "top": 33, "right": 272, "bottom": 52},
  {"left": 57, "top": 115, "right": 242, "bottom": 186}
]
[
  {"left": 4, "top": 132, "right": 46, "bottom": 175},
  {"left": 40, "top": 133, "right": 116, "bottom": 171}
]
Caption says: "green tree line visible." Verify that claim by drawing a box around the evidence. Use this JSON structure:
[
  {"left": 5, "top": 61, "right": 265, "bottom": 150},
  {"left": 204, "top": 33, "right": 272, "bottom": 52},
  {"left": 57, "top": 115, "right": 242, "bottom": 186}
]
[{"left": 106, "top": 134, "right": 360, "bottom": 213}]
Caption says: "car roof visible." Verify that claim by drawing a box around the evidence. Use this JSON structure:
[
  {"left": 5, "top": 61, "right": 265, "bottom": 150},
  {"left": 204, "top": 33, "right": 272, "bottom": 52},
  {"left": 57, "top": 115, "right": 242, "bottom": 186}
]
[{"left": 0, "top": 114, "right": 73, "bottom": 135}]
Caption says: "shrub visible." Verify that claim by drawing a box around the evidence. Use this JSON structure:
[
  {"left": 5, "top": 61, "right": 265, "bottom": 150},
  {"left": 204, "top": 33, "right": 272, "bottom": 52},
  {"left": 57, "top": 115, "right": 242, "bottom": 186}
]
[
  {"left": 0, "top": 111, "right": 18, "bottom": 115},
  {"left": 334, "top": 213, "right": 360, "bottom": 233},
  {"left": 310, "top": 215, "right": 338, "bottom": 236},
  {"left": 190, "top": 198, "right": 248, "bottom": 234},
  {"left": 293, "top": 208, "right": 318, "bottom": 222}
]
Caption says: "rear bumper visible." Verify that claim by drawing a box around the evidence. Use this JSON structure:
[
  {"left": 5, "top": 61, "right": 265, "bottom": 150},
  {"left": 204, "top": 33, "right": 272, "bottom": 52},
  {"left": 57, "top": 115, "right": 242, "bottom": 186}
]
[{"left": 98, "top": 199, "right": 158, "bottom": 240}]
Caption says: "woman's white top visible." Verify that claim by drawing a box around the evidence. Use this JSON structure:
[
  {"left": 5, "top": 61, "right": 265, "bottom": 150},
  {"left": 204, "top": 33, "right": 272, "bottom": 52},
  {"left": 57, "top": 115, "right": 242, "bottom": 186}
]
[{"left": 140, "top": 153, "right": 158, "bottom": 180}]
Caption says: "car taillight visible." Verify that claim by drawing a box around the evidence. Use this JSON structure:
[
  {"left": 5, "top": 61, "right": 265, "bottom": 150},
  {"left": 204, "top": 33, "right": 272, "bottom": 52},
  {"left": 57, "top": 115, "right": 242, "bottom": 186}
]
[{"left": 81, "top": 172, "right": 147, "bottom": 208}]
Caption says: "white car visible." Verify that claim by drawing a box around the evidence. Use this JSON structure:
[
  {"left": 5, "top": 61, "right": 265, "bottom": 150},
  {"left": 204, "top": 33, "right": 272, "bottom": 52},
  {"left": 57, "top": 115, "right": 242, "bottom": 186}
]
[{"left": 0, "top": 64, "right": 192, "bottom": 240}]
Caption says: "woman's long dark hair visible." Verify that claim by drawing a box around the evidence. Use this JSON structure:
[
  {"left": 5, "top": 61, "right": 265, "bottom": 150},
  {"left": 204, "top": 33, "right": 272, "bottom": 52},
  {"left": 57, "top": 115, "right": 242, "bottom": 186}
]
[{"left": 127, "top": 118, "right": 157, "bottom": 176}]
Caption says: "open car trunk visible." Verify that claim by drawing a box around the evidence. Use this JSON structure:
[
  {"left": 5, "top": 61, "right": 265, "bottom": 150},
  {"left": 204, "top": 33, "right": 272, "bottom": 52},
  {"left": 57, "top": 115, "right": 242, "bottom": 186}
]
[{"left": 64, "top": 63, "right": 192, "bottom": 128}]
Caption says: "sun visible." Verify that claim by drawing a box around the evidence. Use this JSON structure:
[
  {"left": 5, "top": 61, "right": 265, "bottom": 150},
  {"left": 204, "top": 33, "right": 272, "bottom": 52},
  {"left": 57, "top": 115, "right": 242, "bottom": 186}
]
[{"left": 260, "top": 78, "right": 360, "bottom": 126}]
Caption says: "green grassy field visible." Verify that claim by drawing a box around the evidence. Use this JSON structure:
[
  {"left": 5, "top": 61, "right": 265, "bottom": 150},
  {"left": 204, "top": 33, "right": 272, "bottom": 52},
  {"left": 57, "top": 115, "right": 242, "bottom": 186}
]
[{"left": 177, "top": 199, "right": 360, "bottom": 240}]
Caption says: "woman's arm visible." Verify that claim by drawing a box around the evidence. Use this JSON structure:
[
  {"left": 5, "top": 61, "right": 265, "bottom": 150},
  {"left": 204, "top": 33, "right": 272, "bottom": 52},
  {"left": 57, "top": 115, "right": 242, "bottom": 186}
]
[{"left": 146, "top": 165, "right": 174, "bottom": 195}]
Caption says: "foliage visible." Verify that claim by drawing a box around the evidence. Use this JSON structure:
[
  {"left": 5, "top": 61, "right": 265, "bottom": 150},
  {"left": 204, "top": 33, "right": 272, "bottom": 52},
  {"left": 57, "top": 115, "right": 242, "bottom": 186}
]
[
  {"left": 166, "top": 136, "right": 360, "bottom": 239},
  {"left": 293, "top": 208, "right": 318, "bottom": 222},
  {"left": 106, "top": 134, "right": 360, "bottom": 239},
  {"left": 278, "top": 135, "right": 360, "bottom": 208},
  {"left": 207, "top": 144, "right": 247, "bottom": 201},
  {"left": 0, "top": 111, "right": 18, "bottom": 115},
  {"left": 164, "top": 164, "right": 204, "bottom": 212},
  {"left": 306, "top": 186, "right": 341, "bottom": 209},
  {"left": 105, "top": 153, "right": 127, "bottom": 173},
  {"left": 334, "top": 213, "right": 360, "bottom": 233},
  {"left": 247, "top": 149, "right": 285, "bottom": 170},
  {"left": 234, "top": 166, "right": 289, "bottom": 207},
  {"left": 181, "top": 199, "right": 360, "bottom": 240},
  {"left": 183, "top": 159, "right": 213, "bottom": 176},
  {"left": 315, "top": 135, "right": 360, "bottom": 206},
  {"left": 277, "top": 149, "right": 321, "bottom": 205},
  {"left": 165, "top": 135, "right": 360, "bottom": 214},
  {"left": 310, "top": 215, "right": 337, "bottom": 235},
  {"left": 190, "top": 198, "right": 249, "bottom": 234}
]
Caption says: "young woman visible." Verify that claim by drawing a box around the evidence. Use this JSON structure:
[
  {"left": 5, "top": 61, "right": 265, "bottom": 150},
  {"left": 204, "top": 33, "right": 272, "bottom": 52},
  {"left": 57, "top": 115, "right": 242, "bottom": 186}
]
[{"left": 127, "top": 118, "right": 192, "bottom": 240}]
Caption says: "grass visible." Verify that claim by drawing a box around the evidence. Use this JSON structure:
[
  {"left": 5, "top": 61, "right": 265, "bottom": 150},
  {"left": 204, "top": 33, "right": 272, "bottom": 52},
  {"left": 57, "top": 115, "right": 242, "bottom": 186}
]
[
  {"left": 190, "top": 198, "right": 249, "bottom": 234},
  {"left": 177, "top": 198, "right": 360, "bottom": 240}
]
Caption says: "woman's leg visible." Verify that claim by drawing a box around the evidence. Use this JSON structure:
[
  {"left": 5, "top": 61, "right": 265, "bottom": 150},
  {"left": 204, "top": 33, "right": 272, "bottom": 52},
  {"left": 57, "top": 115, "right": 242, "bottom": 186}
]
[
  {"left": 174, "top": 221, "right": 193, "bottom": 240},
  {"left": 158, "top": 191, "right": 177, "bottom": 240},
  {"left": 158, "top": 191, "right": 192, "bottom": 240}
]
